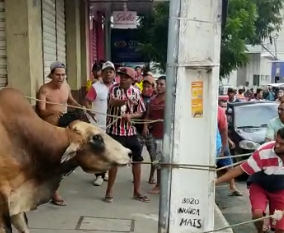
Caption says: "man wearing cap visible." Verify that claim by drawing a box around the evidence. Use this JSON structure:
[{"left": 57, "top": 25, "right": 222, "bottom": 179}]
[
  {"left": 86, "top": 60, "right": 106, "bottom": 92},
  {"left": 135, "top": 74, "right": 157, "bottom": 184},
  {"left": 84, "top": 61, "right": 116, "bottom": 186},
  {"left": 104, "top": 67, "right": 150, "bottom": 203},
  {"left": 37, "top": 61, "right": 82, "bottom": 206}
]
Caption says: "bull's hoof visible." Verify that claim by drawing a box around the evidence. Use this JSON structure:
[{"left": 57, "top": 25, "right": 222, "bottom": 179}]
[{"left": 1, "top": 226, "right": 12, "bottom": 233}]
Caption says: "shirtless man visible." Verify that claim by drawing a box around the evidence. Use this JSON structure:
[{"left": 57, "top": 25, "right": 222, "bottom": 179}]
[{"left": 37, "top": 61, "right": 81, "bottom": 206}]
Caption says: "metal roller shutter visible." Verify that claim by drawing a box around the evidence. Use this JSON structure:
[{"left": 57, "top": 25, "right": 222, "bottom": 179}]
[
  {"left": 0, "top": 0, "right": 7, "bottom": 88},
  {"left": 56, "top": 0, "right": 66, "bottom": 66},
  {"left": 42, "top": 0, "right": 56, "bottom": 83},
  {"left": 42, "top": 0, "right": 66, "bottom": 83}
]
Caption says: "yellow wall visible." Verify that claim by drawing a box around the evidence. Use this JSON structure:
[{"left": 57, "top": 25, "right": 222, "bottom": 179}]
[
  {"left": 5, "top": 0, "right": 89, "bottom": 103},
  {"left": 5, "top": 0, "right": 43, "bottom": 104}
]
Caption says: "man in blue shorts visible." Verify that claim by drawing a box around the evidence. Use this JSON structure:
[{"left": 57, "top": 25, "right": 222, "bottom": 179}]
[{"left": 217, "top": 105, "right": 242, "bottom": 196}]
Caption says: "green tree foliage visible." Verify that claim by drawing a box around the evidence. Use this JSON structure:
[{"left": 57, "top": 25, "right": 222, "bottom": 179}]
[
  {"left": 137, "top": 2, "right": 169, "bottom": 71},
  {"left": 220, "top": 0, "right": 257, "bottom": 76},
  {"left": 252, "top": 0, "right": 284, "bottom": 44},
  {"left": 137, "top": 0, "right": 284, "bottom": 77}
]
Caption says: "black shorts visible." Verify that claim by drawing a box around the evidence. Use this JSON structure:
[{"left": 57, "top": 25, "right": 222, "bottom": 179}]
[{"left": 108, "top": 134, "right": 143, "bottom": 162}]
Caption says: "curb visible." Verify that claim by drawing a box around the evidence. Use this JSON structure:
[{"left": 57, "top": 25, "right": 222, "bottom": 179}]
[{"left": 214, "top": 203, "right": 234, "bottom": 233}]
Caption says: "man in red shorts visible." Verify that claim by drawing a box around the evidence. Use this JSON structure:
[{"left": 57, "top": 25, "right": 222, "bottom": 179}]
[{"left": 216, "top": 127, "right": 284, "bottom": 233}]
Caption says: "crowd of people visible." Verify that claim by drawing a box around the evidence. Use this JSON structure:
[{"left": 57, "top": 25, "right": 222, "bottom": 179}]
[
  {"left": 223, "top": 86, "right": 284, "bottom": 103},
  {"left": 36, "top": 60, "right": 166, "bottom": 206},
  {"left": 35, "top": 59, "right": 245, "bottom": 204},
  {"left": 35, "top": 59, "right": 284, "bottom": 232},
  {"left": 84, "top": 61, "right": 166, "bottom": 202}
]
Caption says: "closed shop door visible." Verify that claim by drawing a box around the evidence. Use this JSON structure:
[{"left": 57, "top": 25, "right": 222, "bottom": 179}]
[
  {"left": 42, "top": 0, "right": 66, "bottom": 83},
  {"left": 0, "top": 0, "right": 7, "bottom": 88}
]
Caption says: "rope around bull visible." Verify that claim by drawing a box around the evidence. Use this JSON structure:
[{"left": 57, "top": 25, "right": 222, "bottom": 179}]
[
  {"left": 15, "top": 98, "right": 284, "bottom": 232},
  {"left": 26, "top": 95, "right": 252, "bottom": 171}
]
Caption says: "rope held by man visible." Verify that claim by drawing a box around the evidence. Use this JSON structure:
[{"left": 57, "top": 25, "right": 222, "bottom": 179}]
[{"left": 26, "top": 96, "right": 163, "bottom": 124}]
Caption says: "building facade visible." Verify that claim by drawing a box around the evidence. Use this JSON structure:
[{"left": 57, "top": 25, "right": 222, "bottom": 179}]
[
  {"left": 0, "top": 0, "right": 106, "bottom": 104},
  {"left": 1, "top": 0, "right": 155, "bottom": 103}
]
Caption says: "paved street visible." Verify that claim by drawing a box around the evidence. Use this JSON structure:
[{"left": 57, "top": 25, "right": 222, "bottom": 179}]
[
  {"left": 215, "top": 181, "right": 254, "bottom": 233},
  {"left": 23, "top": 149, "right": 231, "bottom": 233}
]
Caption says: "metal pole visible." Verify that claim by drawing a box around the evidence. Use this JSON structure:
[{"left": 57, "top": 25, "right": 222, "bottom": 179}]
[
  {"left": 274, "top": 37, "right": 278, "bottom": 59},
  {"left": 158, "top": 0, "right": 181, "bottom": 232}
]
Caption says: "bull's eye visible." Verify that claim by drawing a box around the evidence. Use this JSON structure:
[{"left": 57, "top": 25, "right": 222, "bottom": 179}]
[
  {"left": 92, "top": 135, "right": 101, "bottom": 141},
  {"left": 90, "top": 134, "right": 105, "bottom": 151}
]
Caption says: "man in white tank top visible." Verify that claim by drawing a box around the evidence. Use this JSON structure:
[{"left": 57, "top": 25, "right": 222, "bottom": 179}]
[{"left": 84, "top": 61, "right": 115, "bottom": 186}]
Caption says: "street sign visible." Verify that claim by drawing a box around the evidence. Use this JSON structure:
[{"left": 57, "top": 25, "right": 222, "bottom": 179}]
[{"left": 112, "top": 11, "right": 137, "bottom": 29}]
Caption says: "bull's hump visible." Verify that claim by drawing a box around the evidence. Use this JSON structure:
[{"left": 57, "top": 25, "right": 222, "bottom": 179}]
[
  {"left": 0, "top": 88, "right": 27, "bottom": 105},
  {"left": 0, "top": 88, "right": 36, "bottom": 119}
]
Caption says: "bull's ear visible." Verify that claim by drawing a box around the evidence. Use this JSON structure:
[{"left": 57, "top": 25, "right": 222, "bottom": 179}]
[{"left": 61, "top": 142, "right": 80, "bottom": 163}]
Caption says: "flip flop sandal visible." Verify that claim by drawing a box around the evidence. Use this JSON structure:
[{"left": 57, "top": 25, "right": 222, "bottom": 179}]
[
  {"left": 103, "top": 196, "right": 113, "bottom": 203},
  {"left": 148, "top": 179, "right": 156, "bottom": 184},
  {"left": 50, "top": 199, "right": 67, "bottom": 206},
  {"left": 228, "top": 190, "right": 243, "bottom": 196},
  {"left": 133, "top": 195, "right": 150, "bottom": 203}
]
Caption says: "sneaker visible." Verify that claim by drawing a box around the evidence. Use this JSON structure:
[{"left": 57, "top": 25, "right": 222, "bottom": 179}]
[
  {"left": 93, "top": 176, "right": 104, "bottom": 186},
  {"left": 104, "top": 173, "right": 109, "bottom": 181}
]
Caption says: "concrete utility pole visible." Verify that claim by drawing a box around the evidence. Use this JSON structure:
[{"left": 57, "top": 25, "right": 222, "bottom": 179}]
[{"left": 159, "top": 0, "right": 223, "bottom": 232}]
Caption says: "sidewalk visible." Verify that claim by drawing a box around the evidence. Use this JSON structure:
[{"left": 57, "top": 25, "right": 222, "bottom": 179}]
[{"left": 26, "top": 151, "right": 232, "bottom": 233}]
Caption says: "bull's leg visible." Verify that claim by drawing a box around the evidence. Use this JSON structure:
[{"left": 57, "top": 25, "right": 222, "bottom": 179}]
[
  {"left": 3, "top": 215, "right": 12, "bottom": 233},
  {"left": 0, "top": 202, "right": 12, "bottom": 233},
  {"left": 0, "top": 191, "right": 10, "bottom": 233},
  {"left": 0, "top": 226, "right": 11, "bottom": 233},
  {"left": 0, "top": 216, "right": 12, "bottom": 233},
  {"left": 11, "top": 213, "right": 29, "bottom": 233}
]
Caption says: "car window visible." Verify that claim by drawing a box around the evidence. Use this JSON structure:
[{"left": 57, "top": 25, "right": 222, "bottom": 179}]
[{"left": 234, "top": 104, "right": 278, "bottom": 128}]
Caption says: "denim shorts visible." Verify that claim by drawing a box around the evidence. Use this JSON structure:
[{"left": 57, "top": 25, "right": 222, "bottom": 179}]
[
  {"left": 137, "top": 134, "right": 156, "bottom": 162},
  {"left": 216, "top": 145, "right": 233, "bottom": 168}
]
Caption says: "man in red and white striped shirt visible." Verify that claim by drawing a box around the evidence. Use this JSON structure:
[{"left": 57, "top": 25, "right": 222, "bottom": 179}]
[
  {"left": 104, "top": 67, "right": 150, "bottom": 203},
  {"left": 216, "top": 127, "right": 284, "bottom": 233}
]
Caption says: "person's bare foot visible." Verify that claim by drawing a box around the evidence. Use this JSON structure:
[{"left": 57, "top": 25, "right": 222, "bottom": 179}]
[
  {"left": 263, "top": 218, "right": 270, "bottom": 232},
  {"left": 148, "top": 187, "right": 160, "bottom": 194}
]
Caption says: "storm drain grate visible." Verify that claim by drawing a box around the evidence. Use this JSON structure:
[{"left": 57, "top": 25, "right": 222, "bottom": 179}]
[{"left": 76, "top": 216, "right": 135, "bottom": 232}]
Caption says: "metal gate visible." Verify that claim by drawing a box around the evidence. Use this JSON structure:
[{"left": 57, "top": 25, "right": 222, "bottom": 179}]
[
  {"left": 0, "top": 0, "right": 7, "bottom": 88},
  {"left": 42, "top": 0, "right": 66, "bottom": 83}
]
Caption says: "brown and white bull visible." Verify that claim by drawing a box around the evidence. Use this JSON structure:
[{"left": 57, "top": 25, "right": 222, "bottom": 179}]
[{"left": 0, "top": 88, "right": 130, "bottom": 233}]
